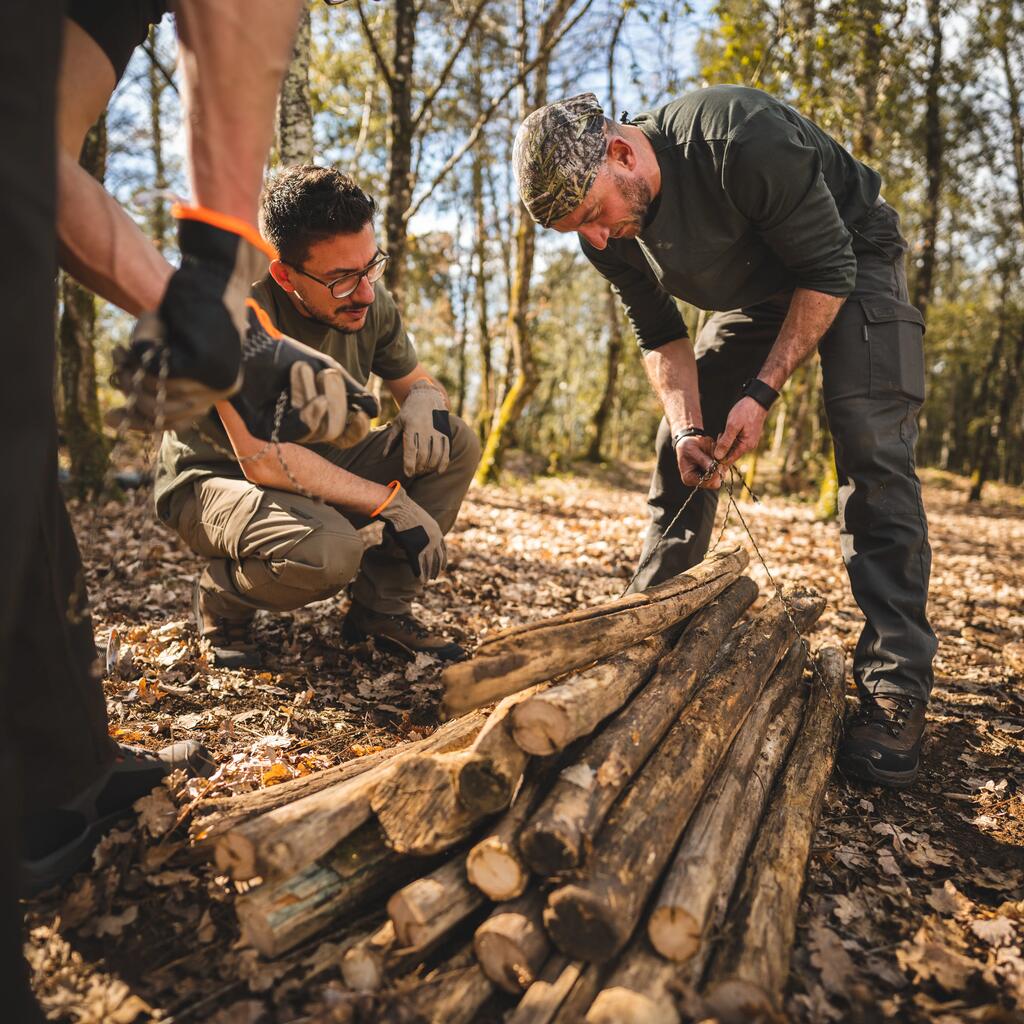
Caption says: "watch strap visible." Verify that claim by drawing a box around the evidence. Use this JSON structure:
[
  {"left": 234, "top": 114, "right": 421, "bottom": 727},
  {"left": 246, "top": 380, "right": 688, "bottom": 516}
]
[{"left": 742, "top": 377, "right": 780, "bottom": 411}]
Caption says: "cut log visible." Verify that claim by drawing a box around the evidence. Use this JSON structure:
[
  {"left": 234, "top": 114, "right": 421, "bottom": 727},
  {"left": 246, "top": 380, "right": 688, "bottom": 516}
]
[
  {"left": 510, "top": 633, "right": 673, "bottom": 756},
  {"left": 235, "top": 821, "right": 425, "bottom": 958},
  {"left": 454, "top": 684, "right": 544, "bottom": 816},
  {"left": 404, "top": 944, "right": 495, "bottom": 1024},
  {"left": 519, "top": 577, "right": 758, "bottom": 877},
  {"left": 703, "top": 646, "right": 846, "bottom": 1024},
  {"left": 474, "top": 891, "right": 550, "bottom": 993},
  {"left": 340, "top": 920, "right": 395, "bottom": 991},
  {"left": 443, "top": 547, "right": 749, "bottom": 714},
  {"left": 543, "top": 591, "right": 825, "bottom": 963},
  {"left": 466, "top": 766, "right": 551, "bottom": 901},
  {"left": 648, "top": 642, "right": 807, "bottom": 961},
  {"left": 584, "top": 934, "right": 684, "bottom": 1024},
  {"left": 507, "top": 955, "right": 604, "bottom": 1024},
  {"left": 213, "top": 709, "right": 485, "bottom": 881},
  {"left": 387, "top": 853, "right": 484, "bottom": 949}
]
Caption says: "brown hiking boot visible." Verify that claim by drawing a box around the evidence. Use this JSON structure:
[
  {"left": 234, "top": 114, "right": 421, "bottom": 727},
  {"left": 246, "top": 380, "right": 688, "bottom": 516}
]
[
  {"left": 341, "top": 602, "right": 466, "bottom": 662},
  {"left": 191, "top": 577, "right": 261, "bottom": 669},
  {"left": 838, "top": 693, "right": 926, "bottom": 789}
]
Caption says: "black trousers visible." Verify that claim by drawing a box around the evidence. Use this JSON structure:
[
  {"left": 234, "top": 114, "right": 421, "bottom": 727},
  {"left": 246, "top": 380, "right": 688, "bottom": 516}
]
[
  {"left": 1, "top": 2, "right": 114, "bottom": 1015},
  {"left": 628, "top": 201, "right": 937, "bottom": 703}
]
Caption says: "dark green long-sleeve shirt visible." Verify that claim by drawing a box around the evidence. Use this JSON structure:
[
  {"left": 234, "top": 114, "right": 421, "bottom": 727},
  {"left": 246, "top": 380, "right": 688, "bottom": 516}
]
[{"left": 583, "top": 85, "right": 881, "bottom": 350}]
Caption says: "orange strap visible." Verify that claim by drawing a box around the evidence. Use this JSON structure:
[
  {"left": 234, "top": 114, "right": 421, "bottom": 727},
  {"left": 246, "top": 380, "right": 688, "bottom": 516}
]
[
  {"left": 245, "top": 298, "right": 284, "bottom": 339},
  {"left": 371, "top": 480, "right": 402, "bottom": 518},
  {"left": 171, "top": 203, "right": 278, "bottom": 260}
]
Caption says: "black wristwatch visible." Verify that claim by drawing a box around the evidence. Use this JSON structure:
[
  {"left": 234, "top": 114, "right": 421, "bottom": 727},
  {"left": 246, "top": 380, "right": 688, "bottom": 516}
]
[
  {"left": 672, "top": 426, "right": 713, "bottom": 448},
  {"left": 741, "top": 377, "right": 780, "bottom": 411}
]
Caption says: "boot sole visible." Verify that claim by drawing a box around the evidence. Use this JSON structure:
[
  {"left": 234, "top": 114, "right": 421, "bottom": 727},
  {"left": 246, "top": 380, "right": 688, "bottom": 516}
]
[
  {"left": 341, "top": 619, "right": 465, "bottom": 662},
  {"left": 839, "top": 753, "right": 918, "bottom": 789}
]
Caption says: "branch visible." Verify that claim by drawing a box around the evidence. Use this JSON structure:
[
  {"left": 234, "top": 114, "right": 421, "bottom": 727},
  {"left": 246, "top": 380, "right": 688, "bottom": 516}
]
[
  {"left": 142, "top": 41, "right": 179, "bottom": 95},
  {"left": 411, "top": 0, "right": 492, "bottom": 132},
  {"left": 405, "top": 0, "right": 596, "bottom": 222},
  {"left": 355, "top": 0, "right": 395, "bottom": 92}
]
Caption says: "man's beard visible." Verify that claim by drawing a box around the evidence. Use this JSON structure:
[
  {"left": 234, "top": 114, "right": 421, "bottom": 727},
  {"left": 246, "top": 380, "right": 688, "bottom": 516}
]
[
  {"left": 296, "top": 295, "right": 372, "bottom": 335},
  {"left": 612, "top": 170, "right": 653, "bottom": 235}
]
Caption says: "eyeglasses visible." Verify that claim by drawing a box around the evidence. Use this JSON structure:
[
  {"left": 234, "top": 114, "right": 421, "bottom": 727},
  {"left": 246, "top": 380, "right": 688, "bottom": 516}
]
[{"left": 290, "top": 251, "right": 390, "bottom": 299}]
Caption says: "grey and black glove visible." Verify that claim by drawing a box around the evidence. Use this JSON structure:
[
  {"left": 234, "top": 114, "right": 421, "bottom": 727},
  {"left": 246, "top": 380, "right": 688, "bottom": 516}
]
[
  {"left": 381, "top": 379, "right": 452, "bottom": 476},
  {"left": 106, "top": 206, "right": 272, "bottom": 432},
  {"left": 373, "top": 482, "right": 447, "bottom": 580}
]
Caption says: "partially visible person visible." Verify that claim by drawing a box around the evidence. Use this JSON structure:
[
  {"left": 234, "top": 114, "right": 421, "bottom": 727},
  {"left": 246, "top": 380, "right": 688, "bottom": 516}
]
[{"left": 156, "top": 166, "right": 481, "bottom": 668}]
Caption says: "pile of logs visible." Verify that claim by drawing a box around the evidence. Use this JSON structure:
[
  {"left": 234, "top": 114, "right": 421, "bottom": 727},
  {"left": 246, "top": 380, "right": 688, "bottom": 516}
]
[{"left": 196, "top": 548, "right": 847, "bottom": 1023}]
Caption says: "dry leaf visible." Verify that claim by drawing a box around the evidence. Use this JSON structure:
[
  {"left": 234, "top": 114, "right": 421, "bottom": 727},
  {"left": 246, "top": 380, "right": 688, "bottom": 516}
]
[
  {"left": 809, "top": 921, "right": 858, "bottom": 996},
  {"left": 971, "top": 916, "right": 1017, "bottom": 947},
  {"left": 897, "top": 925, "right": 979, "bottom": 991},
  {"left": 926, "top": 881, "right": 974, "bottom": 917},
  {"left": 261, "top": 762, "right": 295, "bottom": 787},
  {"left": 134, "top": 786, "right": 177, "bottom": 837},
  {"left": 92, "top": 904, "right": 139, "bottom": 938}
]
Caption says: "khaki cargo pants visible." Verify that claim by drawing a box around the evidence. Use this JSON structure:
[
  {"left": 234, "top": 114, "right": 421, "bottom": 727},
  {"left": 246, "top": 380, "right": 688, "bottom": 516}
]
[{"left": 172, "top": 416, "right": 481, "bottom": 620}]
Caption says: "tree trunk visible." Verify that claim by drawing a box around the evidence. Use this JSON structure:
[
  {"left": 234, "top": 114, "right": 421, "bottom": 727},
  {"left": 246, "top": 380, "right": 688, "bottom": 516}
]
[
  {"left": 212, "top": 710, "right": 485, "bottom": 881},
  {"left": 912, "top": 0, "right": 944, "bottom": 318},
  {"left": 518, "top": 577, "right": 758, "bottom": 877},
  {"left": 853, "top": 0, "right": 884, "bottom": 160},
  {"left": 702, "top": 648, "right": 845, "bottom": 1024},
  {"left": 474, "top": 891, "right": 550, "bottom": 993},
  {"left": 442, "top": 547, "right": 749, "bottom": 715},
  {"left": 542, "top": 593, "right": 825, "bottom": 962},
  {"left": 647, "top": 643, "right": 806, "bottom": 962},
  {"left": 510, "top": 632, "right": 673, "bottom": 756},
  {"left": 147, "top": 26, "right": 169, "bottom": 247},
  {"left": 586, "top": 283, "right": 625, "bottom": 462},
  {"left": 276, "top": 3, "right": 314, "bottom": 165},
  {"left": 58, "top": 117, "right": 108, "bottom": 497},
  {"left": 969, "top": 327, "right": 1024, "bottom": 501}
]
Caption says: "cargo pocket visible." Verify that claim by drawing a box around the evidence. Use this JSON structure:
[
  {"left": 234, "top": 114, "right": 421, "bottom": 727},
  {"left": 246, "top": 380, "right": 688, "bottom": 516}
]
[{"left": 861, "top": 298, "right": 926, "bottom": 403}]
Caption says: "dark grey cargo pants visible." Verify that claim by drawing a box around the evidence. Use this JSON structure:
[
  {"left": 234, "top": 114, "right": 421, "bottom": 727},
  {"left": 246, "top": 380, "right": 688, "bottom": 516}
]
[{"left": 628, "top": 201, "right": 937, "bottom": 703}]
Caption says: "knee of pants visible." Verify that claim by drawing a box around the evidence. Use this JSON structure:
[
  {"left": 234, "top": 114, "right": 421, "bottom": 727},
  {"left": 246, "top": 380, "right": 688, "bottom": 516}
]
[
  {"left": 448, "top": 415, "right": 482, "bottom": 475},
  {"left": 268, "top": 528, "right": 364, "bottom": 599}
]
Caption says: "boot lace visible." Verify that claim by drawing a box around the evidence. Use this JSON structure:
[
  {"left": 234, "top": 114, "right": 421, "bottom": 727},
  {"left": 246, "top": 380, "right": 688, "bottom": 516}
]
[{"left": 850, "top": 693, "right": 917, "bottom": 737}]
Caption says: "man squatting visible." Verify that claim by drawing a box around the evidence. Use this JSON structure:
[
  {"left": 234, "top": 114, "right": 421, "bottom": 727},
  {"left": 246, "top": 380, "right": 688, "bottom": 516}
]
[
  {"left": 155, "top": 166, "right": 481, "bottom": 667},
  {"left": 514, "top": 86, "right": 937, "bottom": 788}
]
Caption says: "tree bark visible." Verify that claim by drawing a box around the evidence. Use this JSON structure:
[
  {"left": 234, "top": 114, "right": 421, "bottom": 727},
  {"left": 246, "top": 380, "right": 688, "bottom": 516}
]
[
  {"left": 387, "top": 852, "right": 484, "bottom": 950},
  {"left": 212, "top": 711, "right": 485, "bottom": 880},
  {"left": 702, "top": 647, "right": 846, "bottom": 1024},
  {"left": 518, "top": 577, "right": 758, "bottom": 877},
  {"left": 235, "top": 822, "right": 419, "bottom": 958},
  {"left": 442, "top": 548, "right": 749, "bottom": 714},
  {"left": 340, "top": 919, "right": 396, "bottom": 991},
  {"left": 507, "top": 955, "right": 604, "bottom": 1024},
  {"left": 543, "top": 593, "right": 825, "bottom": 962},
  {"left": 647, "top": 643, "right": 807, "bottom": 962},
  {"left": 405, "top": 944, "right": 495, "bottom": 1024},
  {"left": 583, "top": 937, "right": 682, "bottom": 1024},
  {"left": 276, "top": 3, "right": 314, "bottom": 165},
  {"left": 474, "top": 891, "right": 550, "bottom": 993},
  {"left": 147, "top": 26, "right": 169, "bottom": 247}
]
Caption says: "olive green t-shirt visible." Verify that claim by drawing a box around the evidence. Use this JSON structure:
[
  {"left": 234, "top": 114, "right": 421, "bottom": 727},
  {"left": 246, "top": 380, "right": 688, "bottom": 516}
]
[{"left": 153, "top": 275, "right": 419, "bottom": 524}]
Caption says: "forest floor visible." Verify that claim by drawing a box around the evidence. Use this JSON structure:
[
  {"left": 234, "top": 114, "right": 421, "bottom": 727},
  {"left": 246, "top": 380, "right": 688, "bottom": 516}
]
[{"left": 24, "top": 457, "right": 1024, "bottom": 1024}]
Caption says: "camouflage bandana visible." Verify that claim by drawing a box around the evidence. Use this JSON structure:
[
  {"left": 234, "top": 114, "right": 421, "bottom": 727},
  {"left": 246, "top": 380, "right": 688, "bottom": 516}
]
[{"left": 513, "top": 92, "right": 607, "bottom": 227}]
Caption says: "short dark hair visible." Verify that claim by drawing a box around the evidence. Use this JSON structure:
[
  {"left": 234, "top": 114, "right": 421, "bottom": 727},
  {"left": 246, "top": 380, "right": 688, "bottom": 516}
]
[{"left": 260, "top": 165, "right": 377, "bottom": 266}]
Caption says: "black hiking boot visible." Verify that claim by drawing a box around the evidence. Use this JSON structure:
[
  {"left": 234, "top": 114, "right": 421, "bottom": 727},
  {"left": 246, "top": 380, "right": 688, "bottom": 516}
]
[
  {"left": 838, "top": 693, "right": 926, "bottom": 789},
  {"left": 192, "top": 577, "right": 260, "bottom": 669},
  {"left": 20, "top": 740, "right": 216, "bottom": 895},
  {"left": 341, "top": 603, "right": 466, "bottom": 662}
]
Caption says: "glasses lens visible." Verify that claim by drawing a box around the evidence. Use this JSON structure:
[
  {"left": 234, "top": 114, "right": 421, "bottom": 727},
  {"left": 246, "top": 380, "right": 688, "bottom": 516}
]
[
  {"left": 366, "top": 255, "right": 389, "bottom": 283},
  {"left": 331, "top": 275, "right": 359, "bottom": 299}
]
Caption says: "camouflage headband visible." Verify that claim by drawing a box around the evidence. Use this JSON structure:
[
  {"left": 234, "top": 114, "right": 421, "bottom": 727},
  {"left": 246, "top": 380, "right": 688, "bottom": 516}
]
[{"left": 513, "top": 92, "right": 607, "bottom": 227}]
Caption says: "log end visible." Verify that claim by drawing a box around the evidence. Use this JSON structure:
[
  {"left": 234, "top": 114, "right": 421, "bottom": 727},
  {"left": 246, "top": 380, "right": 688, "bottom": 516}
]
[
  {"left": 235, "top": 894, "right": 281, "bottom": 960},
  {"left": 474, "top": 913, "right": 547, "bottom": 993},
  {"left": 510, "top": 700, "right": 570, "bottom": 756},
  {"left": 456, "top": 754, "right": 518, "bottom": 816},
  {"left": 518, "top": 822, "right": 579, "bottom": 878},
  {"left": 213, "top": 832, "right": 259, "bottom": 883},
  {"left": 341, "top": 946, "right": 386, "bottom": 992},
  {"left": 704, "top": 978, "right": 778, "bottom": 1024},
  {"left": 585, "top": 987, "right": 681, "bottom": 1024},
  {"left": 466, "top": 839, "right": 529, "bottom": 901},
  {"left": 543, "top": 885, "right": 624, "bottom": 963},
  {"left": 647, "top": 906, "right": 702, "bottom": 963}
]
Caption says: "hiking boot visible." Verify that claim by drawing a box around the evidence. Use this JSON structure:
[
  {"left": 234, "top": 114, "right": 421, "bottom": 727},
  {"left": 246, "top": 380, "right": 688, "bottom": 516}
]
[
  {"left": 341, "top": 602, "right": 466, "bottom": 662},
  {"left": 20, "top": 740, "right": 215, "bottom": 895},
  {"left": 838, "top": 693, "right": 926, "bottom": 788},
  {"left": 192, "top": 576, "right": 260, "bottom": 669}
]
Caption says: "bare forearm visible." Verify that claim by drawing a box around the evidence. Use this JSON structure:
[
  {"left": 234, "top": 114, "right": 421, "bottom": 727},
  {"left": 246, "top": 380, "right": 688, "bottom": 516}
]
[
  {"left": 217, "top": 402, "right": 390, "bottom": 515},
  {"left": 757, "top": 288, "right": 845, "bottom": 390},
  {"left": 641, "top": 338, "right": 703, "bottom": 432},
  {"left": 57, "top": 153, "right": 173, "bottom": 315}
]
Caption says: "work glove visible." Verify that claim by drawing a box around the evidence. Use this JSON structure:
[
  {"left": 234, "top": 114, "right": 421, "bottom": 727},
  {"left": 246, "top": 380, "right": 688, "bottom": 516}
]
[
  {"left": 106, "top": 206, "right": 273, "bottom": 432},
  {"left": 229, "top": 300, "right": 380, "bottom": 446},
  {"left": 373, "top": 482, "right": 447, "bottom": 580},
  {"left": 381, "top": 379, "right": 452, "bottom": 476}
]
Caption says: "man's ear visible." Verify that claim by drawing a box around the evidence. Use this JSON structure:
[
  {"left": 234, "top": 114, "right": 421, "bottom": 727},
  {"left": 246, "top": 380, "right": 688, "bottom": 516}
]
[
  {"left": 269, "top": 259, "right": 295, "bottom": 292},
  {"left": 607, "top": 135, "right": 636, "bottom": 172}
]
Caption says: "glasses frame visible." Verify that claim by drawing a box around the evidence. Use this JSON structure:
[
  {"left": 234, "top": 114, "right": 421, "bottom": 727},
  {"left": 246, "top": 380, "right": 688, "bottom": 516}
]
[{"left": 290, "top": 251, "right": 390, "bottom": 300}]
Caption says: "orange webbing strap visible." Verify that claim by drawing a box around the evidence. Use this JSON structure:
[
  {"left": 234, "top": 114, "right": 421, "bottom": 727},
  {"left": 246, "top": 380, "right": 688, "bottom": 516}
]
[
  {"left": 371, "top": 480, "right": 402, "bottom": 518},
  {"left": 245, "top": 298, "right": 284, "bottom": 339},
  {"left": 171, "top": 203, "right": 278, "bottom": 260}
]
